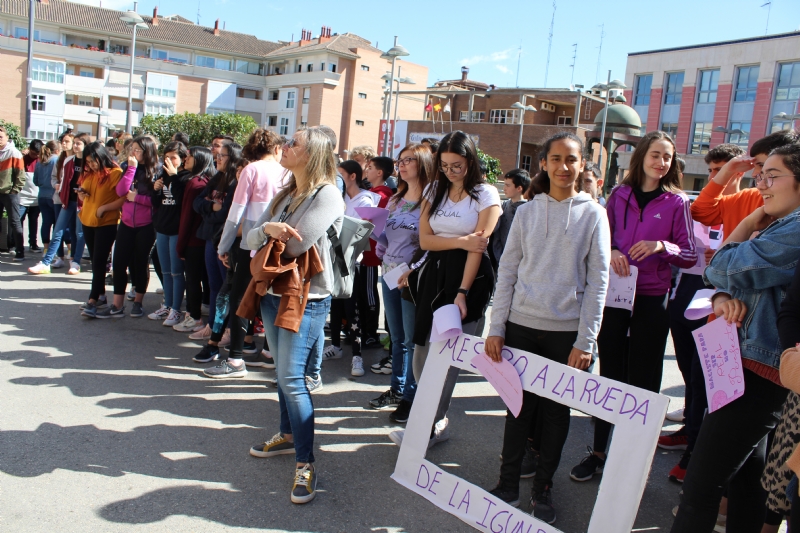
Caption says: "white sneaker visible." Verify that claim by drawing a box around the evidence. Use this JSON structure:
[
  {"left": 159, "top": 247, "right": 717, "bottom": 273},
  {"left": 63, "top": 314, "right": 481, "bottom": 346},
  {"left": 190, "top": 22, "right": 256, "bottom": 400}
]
[
  {"left": 148, "top": 304, "right": 170, "bottom": 320},
  {"left": 67, "top": 262, "right": 80, "bottom": 275},
  {"left": 351, "top": 356, "right": 365, "bottom": 376},
  {"left": 173, "top": 314, "right": 199, "bottom": 332},
  {"left": 51, "top": 257, "right": 65, "bottom": 269},
  {"left": 127, "top": 287, "right": 136, "bottom": 301},
  {"left": 666, "top": 407, "right": 685, "bottom": 423},
  {"left": 389, "top": 418, "right": 449, "bottom": 449},
  {"left": 27, "top": 262, "right": 50, "bottom": 274},
  {"left": 323, "top": 345, "right": 343, "bottom": 360},
  {"left": 163, "top": 309, "right": 183, "bottom": 327}
]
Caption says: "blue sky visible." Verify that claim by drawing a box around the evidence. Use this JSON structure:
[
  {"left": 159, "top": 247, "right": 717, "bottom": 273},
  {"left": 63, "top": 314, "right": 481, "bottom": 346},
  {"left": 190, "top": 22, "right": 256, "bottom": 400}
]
[{"left": 82, "top": 0, "right": 800, "bottom": 89}]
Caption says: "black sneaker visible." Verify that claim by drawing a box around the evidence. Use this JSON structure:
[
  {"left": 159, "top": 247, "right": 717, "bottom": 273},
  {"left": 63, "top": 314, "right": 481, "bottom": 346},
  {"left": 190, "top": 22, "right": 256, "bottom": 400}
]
[
  {"left": 369, "top": 388, "right": 402, "bottom": 410},
  {"left": 521, "top": 445, "right": 539, "bottom": 479},
  {"left": 389, "top": 399, "right": 412, "bottom": 424},
  {"left": 80, "top": 295, "right": 107, "bottom": 310},
  {"left": 241, "top": 341, "right": 258, "bottom": 354},
  {"left": 370, "top": 356, "right": 392, "bottom": 374},
  {"left": 29, "top": 245, "right": 42, "bottom": 253},
  {"left": 488, "top": 485, "right": 520, "bottom": 508},
  {"left": 130, "top": 302, "right": 144, "bottom": 318},
  {"left": 96, "top": 305, "right": 125, "bottom": 319},
  {"left": 243, "top": 350, "right": 275, "bottom": 368},
  {"left": 13, "top": 253, "right": 25, "bottom": 262},
  {"left": 531, "top": 486, "right": 556, "bottom": 524},
  {"left": 291, "top": 463, "right": 317, "bottom": 504},
  {"left": 570, "top": 447, "right": 605, "bottom": 482},
  {"left": 81, "top": 303, "right": 97, "bottom": 318},
  {"left": 193, "top": 345, "right": 219, "bottom": 363}
]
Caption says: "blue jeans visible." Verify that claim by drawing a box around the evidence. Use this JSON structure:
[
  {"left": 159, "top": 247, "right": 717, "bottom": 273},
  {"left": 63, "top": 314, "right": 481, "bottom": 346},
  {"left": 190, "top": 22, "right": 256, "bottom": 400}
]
[
  {"left": 42, "top": 201, "right": 84, "bottom": 266},
  {"left": 156, "top": 233, "right": 185, "bottom": 310},
  {"left": 261, "top": 293, "right": 331, "bottom": 464},
  {"left": 39, "top": 197, "right": 64, "bottom": 258},
  {"left": 205, "top": 240, "right": 227, "bottom": 324},
  {"left": 382, "top": 278, "right": 417, "bottom": 401}
]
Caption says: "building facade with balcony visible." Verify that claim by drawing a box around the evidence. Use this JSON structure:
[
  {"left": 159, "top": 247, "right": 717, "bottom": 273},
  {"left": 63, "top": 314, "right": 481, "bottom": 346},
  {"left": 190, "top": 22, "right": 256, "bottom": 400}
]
[
  {"left": 0, "top": 0, "right": 428, "bottom": 151},
  {"left": 621, "top": 30, "right": 800, "bottom": 190}
]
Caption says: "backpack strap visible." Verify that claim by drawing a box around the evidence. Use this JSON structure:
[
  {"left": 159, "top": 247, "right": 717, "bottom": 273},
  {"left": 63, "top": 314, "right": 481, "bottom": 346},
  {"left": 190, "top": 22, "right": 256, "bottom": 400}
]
[{"left": 326, "top": 224, "right": 349, "bottom": 276}]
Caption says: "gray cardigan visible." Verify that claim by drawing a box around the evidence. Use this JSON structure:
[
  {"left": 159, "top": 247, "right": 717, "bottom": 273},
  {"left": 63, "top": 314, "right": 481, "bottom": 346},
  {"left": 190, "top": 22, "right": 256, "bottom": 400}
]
[{"left": 246, "top": 183, "right": 344, "bottom": 297}]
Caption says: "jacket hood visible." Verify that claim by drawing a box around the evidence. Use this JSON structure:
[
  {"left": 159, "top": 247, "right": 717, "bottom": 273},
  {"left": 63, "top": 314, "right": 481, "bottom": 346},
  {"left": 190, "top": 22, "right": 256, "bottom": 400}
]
[
  {"left": 0, "top": 140, "right": 20, "bottom": 161},
  {"left": 532, "top": 191, "right": 596, "bottom": 236}
]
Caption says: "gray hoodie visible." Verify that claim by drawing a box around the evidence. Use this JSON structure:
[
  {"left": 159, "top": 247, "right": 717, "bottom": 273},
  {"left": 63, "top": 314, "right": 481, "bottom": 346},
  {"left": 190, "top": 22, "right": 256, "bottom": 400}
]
[{"left": 488, "top": 191, "right": 611, "bottom": 353}]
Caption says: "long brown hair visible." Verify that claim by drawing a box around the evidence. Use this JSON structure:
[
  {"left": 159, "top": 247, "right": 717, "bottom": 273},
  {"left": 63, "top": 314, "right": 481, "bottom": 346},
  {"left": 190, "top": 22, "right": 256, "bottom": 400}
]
[
  {"left": 56, "top": 133, "right": 74, "bottom": 183},
  {"left": 39, "top": 140, "right": 59, "bottom": 164},
  {"left": 393, "top": 143, "right": 434, "bottom": 211},
  {"left": 622, "top": 131, "right": 682, "bottom": 192}
]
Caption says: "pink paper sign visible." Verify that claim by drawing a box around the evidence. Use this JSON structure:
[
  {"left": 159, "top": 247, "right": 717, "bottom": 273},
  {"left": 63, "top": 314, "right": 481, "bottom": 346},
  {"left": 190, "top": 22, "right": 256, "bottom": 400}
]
[
  {"left": 354, "top": 206, "right": 390, "bottom": 237},
  {"left": 471, "top": 352, "right": 523, "bottom": 417},
  {"left": 692, "top": 317, "right": 745, "bottom": 413}
]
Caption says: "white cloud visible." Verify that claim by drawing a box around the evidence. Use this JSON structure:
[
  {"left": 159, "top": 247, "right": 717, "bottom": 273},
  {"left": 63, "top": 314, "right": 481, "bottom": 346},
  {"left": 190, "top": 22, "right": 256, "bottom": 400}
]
[
  {"left": 496, "top": 65, "right": 511, "bottom": 74},
  {"left": 460, "top": 47, "right": 516, "bottom": 66}
]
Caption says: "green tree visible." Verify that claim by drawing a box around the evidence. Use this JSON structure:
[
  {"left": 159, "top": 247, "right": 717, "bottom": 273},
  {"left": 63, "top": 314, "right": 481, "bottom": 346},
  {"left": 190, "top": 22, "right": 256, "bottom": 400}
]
[
  {"left": 0, "top": 119, "right": 25, "bottom": 150},
  {"left": 135, "top": 112, "right": 258, "bottom": 148},
  {"left": 477, "top": 148, "right": 502, "bottom": 184}
]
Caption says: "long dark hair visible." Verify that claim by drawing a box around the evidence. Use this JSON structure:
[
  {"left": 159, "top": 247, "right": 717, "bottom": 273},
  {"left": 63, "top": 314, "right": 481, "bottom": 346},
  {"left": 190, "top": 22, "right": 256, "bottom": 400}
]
[
  {"left": 56, "top": 132, "right": 74, "bottom": 183},
  {"left": 131, "top": 135, "right": 159, "bottom": 182},
  {"left": 622, "top": 131, "right": 682, "bottom": 193},
  {"left": 188, "top": 146, "right": 216, "bottom": 180},
  {"left": 529, "top": 132, "right": 585, "bottom": 196},
  {"left": 426, "top": 131, "right": 483, "bottom": 220},
  {"left": 216, "top": 142, "right": 242, "bottom": 191},
  {"left": 82, "top": 142, "right": 119, "bottom": 185},
  {"left": 338, "top": 160, "right": 363, "bottom": 183},
  {"left": 394, "top": 143, "right": 434, "bottom": 211}
]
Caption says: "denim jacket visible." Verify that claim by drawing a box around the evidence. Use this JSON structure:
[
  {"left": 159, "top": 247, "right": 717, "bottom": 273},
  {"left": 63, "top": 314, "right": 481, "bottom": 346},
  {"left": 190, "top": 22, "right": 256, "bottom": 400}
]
[{"left": 704, "top": 206, "right": 800, "bottom": 370}]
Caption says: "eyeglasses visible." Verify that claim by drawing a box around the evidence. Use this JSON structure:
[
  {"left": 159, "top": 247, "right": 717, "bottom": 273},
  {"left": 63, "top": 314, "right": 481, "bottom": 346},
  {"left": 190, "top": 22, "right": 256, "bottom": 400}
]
[
  {"left": 283, "top": 138, "right": 299, "bottom": 150},
  {"left": 395, "top": 157, "right": 417, "bottom": 167},
  {"left": 130, "top": 148, "right": 143, "bottom": 154},
  {"left": 439, "top": 163, "right": 465, "bottom": 175},
  {"left": 754, "top": 173, "right": 797, "bottom": 188},
  {"left": 217, "top": 153, "right": 229, "bottom": 160}
]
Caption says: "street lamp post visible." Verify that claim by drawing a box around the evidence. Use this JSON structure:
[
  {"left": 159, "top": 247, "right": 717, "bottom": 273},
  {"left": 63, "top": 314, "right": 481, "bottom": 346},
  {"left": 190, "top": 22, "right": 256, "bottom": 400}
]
[
  {"left": 24, "top": 0, "right": 35, "bottom": 138},
  {"left": 713, "top": 126, "right": 746, "bottom": 144},
  {"left": 389, "top": 67, "right": 415, "bottom": 158},
  {"left": 595, "top": 72, "right": 627, "bottom": 183},
  {"left": 380, "top": 36, "right": 410, "bottom": 156},
  {"left": 510, "top": 96, "right": 537, "bottom": 168},
  {"left": 88, "top": 108, "right": 111, "bottom": 140},
  {"left": 119, "top": 9, "right": 147, "bottom": 134}
]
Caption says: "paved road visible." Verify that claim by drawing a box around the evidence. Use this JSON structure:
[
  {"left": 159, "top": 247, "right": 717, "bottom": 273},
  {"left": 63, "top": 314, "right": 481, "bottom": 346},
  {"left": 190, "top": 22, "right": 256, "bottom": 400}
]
[{"left": 0, "top": 252, "right": 690, "bottom": 532}]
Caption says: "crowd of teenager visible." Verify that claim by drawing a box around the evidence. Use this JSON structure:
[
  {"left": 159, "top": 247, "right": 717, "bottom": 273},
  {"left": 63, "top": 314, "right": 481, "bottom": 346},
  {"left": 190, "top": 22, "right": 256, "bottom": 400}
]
[{"left": 2, "top": 119, "right": 800, "bottom": 531}]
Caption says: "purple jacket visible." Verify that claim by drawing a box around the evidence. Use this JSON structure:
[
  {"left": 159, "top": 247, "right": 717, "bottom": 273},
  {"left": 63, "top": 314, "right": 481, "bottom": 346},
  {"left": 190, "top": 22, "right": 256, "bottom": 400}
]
[
  {"left": 116, "top": 164, "right": 153, "bottom": 228},
  {"left": 606, "top": 184, "right": 697, "bottom": 296}
]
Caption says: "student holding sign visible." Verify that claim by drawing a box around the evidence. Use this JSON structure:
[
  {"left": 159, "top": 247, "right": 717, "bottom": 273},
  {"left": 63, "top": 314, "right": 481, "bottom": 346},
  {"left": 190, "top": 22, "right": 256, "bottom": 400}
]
[
  {"left": 485, "top": 132, "right": 610, "bottom": 524},
  {"left": 571, "top": 131, "right": 697, "bottom": 482},
  {"left": 672, "top": 142, "right": 800, "bottom": 533}
]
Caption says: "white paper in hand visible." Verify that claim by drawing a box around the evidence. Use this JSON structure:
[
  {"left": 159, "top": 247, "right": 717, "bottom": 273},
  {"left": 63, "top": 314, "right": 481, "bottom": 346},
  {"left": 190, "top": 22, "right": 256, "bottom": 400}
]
[
  {"left": 383, "top": 263, "right": 410, "bottom": 290},
  {"left": 605, "top": 265, "right": 638, "bottom": 311},
  {"left": 693, "top": 317, "right": 745, "bottom": 413},
  {"left": 430, "top": 304, "right": 462, "bottom": 342},
  {"left": 684, "top": 288, "right": 716, "bottom": 321}
]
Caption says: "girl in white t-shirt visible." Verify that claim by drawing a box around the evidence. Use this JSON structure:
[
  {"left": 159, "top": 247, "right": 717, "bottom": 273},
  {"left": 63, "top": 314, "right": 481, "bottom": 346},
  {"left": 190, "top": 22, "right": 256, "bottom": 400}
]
[{"left": 389, "top": 131, "right": 501, "bottom": 448}]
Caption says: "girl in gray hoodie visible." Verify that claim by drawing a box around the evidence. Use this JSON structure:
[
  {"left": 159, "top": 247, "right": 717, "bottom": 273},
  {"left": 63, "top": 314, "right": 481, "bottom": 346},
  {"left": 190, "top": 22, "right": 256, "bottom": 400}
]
[{"left": 486, "top": 132, "right": 611, "bottom": 524}]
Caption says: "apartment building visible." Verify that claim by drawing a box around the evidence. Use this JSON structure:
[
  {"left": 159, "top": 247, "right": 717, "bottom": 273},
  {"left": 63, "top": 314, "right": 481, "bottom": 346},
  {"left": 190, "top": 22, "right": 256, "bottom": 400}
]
[
  {"left": 0, "top": 0, "right": 427, "bottom": 151},
  {"left": 621, "top": 30, "right": 800, "bottom": 190}
]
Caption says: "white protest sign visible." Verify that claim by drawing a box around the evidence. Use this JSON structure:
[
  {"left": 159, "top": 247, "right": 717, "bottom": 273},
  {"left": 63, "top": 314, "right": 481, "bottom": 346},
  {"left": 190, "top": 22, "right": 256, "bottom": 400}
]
[
  {"left": 383, "top": 263, "right": 410, "bottom": 291},
  {"left": 392, "top": 333, "right": 669, "bottom": 533},
  {"left": 605, "top": 265, "right": 638, "bottom": 311},
  {"left": 430, "top": 304, "right": 463, "bottom": 342},
  {"left": 693, "top": 318, "right": 745, "bottom": 413}
]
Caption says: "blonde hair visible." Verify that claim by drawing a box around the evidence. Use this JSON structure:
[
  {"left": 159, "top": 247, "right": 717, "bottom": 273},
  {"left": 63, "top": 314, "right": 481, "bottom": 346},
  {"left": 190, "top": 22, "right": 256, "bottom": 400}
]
[
  {"left": 270, "top": 126, "right": 338, "bottom": 216},
  {"left": 350, "top": 145, "right": 376, "bottom": 160}
]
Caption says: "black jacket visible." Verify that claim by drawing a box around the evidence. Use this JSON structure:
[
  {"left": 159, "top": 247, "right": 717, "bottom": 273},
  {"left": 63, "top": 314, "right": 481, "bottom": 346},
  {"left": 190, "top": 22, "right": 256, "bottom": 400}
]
[
  {"left": 408, "top": 248, "right": 494, "bottom": 346},
  {"left": 193, "top": 172, "right": 237, "bottom": 242},
  {"left": 152, "top": 169, "right": 191, "bottom": 236}
]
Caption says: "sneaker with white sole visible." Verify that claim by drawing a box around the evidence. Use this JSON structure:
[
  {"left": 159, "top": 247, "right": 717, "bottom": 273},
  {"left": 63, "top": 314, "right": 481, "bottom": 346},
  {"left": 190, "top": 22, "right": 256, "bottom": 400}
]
[
  {"left": 162, "top": 309, "right": 183, "bottom": 327},
  {"left": 189, "top": 324, "right": 212, "bottom": 340},
  {"left": 51, "top": 257, "right": 65, "bottom": 269},
  {"left": 28, "top": 262, "right": 50, "bottom": 274},
  {"left": 351, "top": 356, "right": 365, "bottom": 376},
  {"left": 173, "top": 314, "right": 200, "bottom": 332},
  {"left": 250, "top": 432, "right": 295, "bottom": 458},
  {"left": 305, "top": 375, "right": 323, "bottom": 394},
  {"left": 370, "top": 356, "right": 392, "bottom": 374},
  {"left": 291, "top": 463, "right": 317, "bottom": 504},
  {"left": 666, "top": 407, "right": 685, "bottom": 423},
  {"left": 130, "top": 302, "right": 144, "bottom": 318},
  {"left": 95, "top": 305, "right": 125, "bottom": 319},
  {"left": 127, "top": 287, "right": 136, "bottom": 301},
  {"left": 67, "top": 262, "right": 80, "bottom": 275},
  {"left": 322, "top": 345, "right": 343, "bottom": 360},
  {"left": 80, "top": 295, "right": 107, "bottom": 310},
  {"left": 389, "top": 418, "right": 450, "bottom": 449},
  {"left": 242, "top": 350, "right": 275, "bottom": 368},
  {"left": 148, "top": 304, "right": 170, "bottom": 320},
  {"left": 203, "top": 360, "right": 247, "bottom": 379}
]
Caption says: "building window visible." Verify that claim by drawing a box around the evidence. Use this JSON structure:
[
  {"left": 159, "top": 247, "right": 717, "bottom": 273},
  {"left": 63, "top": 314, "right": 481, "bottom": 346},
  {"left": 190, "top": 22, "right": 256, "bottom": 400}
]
[
  {"left": 31, "top": 94, "right": 45, "bottom": 111},
  {"left": 196, "top": 55, "right": 231, "bottom": 71},
  {"left": 691, "top": 123, "right": 713, "bottom": 154},
  {"left": 279, "top": 117, "right": 289, "bottom": 135},
  {"left": 236, "top": 60, "right": 262, "bottom": 75},
  {"left": 286, "top": 91, "right": 295, "bottom": 109},
  {"left": 146, "top": 102, "right": 175, "bottom": 116},
  {"left": 557, "top": 116, "right": 573, "bottom": 125},
  {"left": 307, "top": 64, "right": 313, "bottom": 72},
  {"left": 328, "top": 63, "right": 337, "bottom": 73},
  {"left": 459, "top": 111, "right": 486, "bottom": 122},
  {"left": 634, "top": 74, "right": 652, "bottom": 105},
  {"left": 31, "top": 59, "right": 65, "bottom": 84},
  {"left": 661, "top": 123, "right": 678, "bottom": 139},
  {"left": 270, "top": 91, "right": 279, "bottom": 101},
  {"left": 697, "top": 70, "right": 719, "bottom": 103},
  {"left": 355, "top": 120, "right": 365, "bottom": 126},
  {"left": 729, "top": 122, "right": 751, "bottom": 147},
  {"left": 146, "top": 87, "right": 177, "bottom": 98},
  {"left": 521, "top": 155, "right": 532, "bottom": 172},
  {"left": 361, "top": 65, "right": 370, "bottom": 71},
  {"left": 489, "top": 109, "right": 520, "bottom": 124},
  {"left": 775, "top": 62, "right": 800, "bottom": 102},
  {"left": 79, "top": 69, "right": 95, "bottom": 78},
  {"left": 358, "top": 93, "right": 367, "bottom": 99},
  {"left": 302, "top": 88, "right": 310, "bottom": 104},
  {"left": 268, "top": 116, "right": 277, "bottom": 127},
  {"left": 664, "top": 72, "right": 684, "bottom": 105},
  {"left": 320, "top": 62, "right": 325, "bottom": 71},
  {"left": 296, "top": 64, "right": 302, "bottom": 73},
  {"left": 77, "top": 96, "right": 94, "bottom": 107},
  {"left": 301, "top": 118, "right": 308, "bottom": 127},
  {"left": 734, "top": 66, "right": 759, "bottom": 102},
  {"left": 237, "top": 88, "right": 261, "bottom": 100},
  {"left": 29, "top": 130, "right": 56, "bottom": 140}
]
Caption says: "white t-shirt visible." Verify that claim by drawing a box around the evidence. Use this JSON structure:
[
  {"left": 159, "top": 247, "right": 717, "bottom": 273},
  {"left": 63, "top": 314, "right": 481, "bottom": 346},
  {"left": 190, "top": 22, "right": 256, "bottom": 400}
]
[
  {"left": 344, "top": 189, "right": 379, "bottom": 218},
  {"left": 424, "top": 182, "right": 501, "bottom": 238}
]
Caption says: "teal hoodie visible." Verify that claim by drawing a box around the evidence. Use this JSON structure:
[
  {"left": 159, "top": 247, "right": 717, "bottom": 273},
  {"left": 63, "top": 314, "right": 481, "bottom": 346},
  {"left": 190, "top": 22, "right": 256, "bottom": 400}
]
[{"left": 488, "top": 191, "right": 611, "bottom": 353}]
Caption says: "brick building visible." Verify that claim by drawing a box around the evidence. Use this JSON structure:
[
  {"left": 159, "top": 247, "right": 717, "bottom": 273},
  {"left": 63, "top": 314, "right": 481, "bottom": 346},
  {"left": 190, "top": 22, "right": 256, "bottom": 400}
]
[{"left": 0, "top": 0, "right": 427, "bottom": 151}]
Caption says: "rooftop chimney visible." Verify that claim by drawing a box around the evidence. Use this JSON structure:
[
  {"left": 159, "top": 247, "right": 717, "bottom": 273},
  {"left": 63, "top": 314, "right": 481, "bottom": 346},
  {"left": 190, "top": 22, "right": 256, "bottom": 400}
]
[
  {"left": 461, "top": 66, "right": 469, "bottom": 82},
  {"left": 213, "top": 19, "right": 220, "bottom": 36},
  {"left": 319, "top": 25, "right": 332, "bottom": 43},
  {"left": 152, "top": 6, "right": 158, "bottom": 26},
  {"left": 300, "top": 29, "right": 311, "bottom": 46}
]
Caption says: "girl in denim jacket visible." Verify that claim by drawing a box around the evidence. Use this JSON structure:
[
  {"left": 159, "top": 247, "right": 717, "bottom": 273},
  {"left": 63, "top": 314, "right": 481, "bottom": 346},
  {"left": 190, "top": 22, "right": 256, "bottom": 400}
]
[{"left": 672, "top": 142, "right": 800, "bottom": 532}]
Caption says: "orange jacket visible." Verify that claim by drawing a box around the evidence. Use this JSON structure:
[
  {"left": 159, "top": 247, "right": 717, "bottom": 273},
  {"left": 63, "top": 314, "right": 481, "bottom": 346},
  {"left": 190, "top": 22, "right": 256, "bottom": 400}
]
[{"left": 690, "top": 181, "right": 763, "bottom": 238}]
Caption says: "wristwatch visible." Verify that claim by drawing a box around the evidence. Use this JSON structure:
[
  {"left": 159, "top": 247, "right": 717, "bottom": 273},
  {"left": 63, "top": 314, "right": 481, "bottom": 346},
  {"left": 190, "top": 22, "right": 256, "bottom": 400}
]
[{"left": 457, "top": 288, "right": 469, "bottom": 296}]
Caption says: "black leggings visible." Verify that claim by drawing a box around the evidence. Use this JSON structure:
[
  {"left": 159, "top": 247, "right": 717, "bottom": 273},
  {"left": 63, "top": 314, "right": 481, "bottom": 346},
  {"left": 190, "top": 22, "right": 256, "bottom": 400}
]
[
  {"left": 329, "top": 294, "right": 361, "bottom": 356},
  {"left": 113, "top": 223, "right": 156, "bottom": 296},
  {"left": 82, "top": 224, "right": 117, "bottom": 302},
  {"left": 594, "top": 293, "right": 670, "bottom": 454},
  {"left": 184, "top": 245, "right": 205, "bottom": 319},
  {"left": 357, "top": 264, "right": 380, "bottom": 338},
  {"left": 226, "top": 247, "right": 254, "bottom": 360}
]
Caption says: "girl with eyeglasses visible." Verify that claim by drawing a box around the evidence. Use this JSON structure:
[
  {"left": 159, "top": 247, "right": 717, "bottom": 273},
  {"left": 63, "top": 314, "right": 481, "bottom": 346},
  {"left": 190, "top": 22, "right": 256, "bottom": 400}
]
[
  {"left": 672, "top": 142, "right": 800, "bottom": 532},
  {"left": 367, "top": 144, "right": 434, "bottom": 424},
  {"left": 389, "top": 130, "right": 501, "bottom": 449},
  {"left": 93, "top": 136, "right": 159, "bottom": 318}
]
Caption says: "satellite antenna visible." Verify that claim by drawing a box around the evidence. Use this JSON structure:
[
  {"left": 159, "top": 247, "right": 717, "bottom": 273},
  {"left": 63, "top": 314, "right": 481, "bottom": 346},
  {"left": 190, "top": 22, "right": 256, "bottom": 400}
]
[
  {"left": 570, "top": 43, "right": 578, "bottom": 86},
  {"left": 543, "top": 0, "right": 556, "bottom": 88}
]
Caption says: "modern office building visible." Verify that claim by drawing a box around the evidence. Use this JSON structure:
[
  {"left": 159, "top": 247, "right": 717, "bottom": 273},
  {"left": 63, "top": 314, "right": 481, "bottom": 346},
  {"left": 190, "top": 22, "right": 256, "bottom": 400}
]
[
  {"left": 0, "top": 0, "right": 427, "bottom": 151},
  {"left": 621, "top": 30, "right": 800, "bottom": 190}
]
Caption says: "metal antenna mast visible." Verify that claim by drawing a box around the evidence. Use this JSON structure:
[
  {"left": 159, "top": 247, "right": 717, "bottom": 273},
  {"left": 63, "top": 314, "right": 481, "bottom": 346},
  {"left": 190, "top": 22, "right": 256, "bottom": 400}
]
[
  {"left": 595, "top": 23, "right": 605, "bottom": 83},
  {"left": 543, "top": 0, "right": 556, "bottom": 87},
  {"left": 570, "top": 43, "right": 578, "bottom": 86},
  {"left": 761, "top": 1, "right": 772, "bottom": 35},
  {"left": 515, "top": 45, "right": 522, "bottom": 88}
]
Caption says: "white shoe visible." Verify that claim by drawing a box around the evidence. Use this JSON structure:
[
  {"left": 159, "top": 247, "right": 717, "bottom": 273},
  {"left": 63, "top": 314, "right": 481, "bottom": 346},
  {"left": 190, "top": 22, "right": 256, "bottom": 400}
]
[
  {"left": 51, "top": 257, "right": 65, "bottom": 269},
  {"left": 351, "top": 356, "right": 365, "bottom": 376},
  {"left": 148, "top": 304, "right": 170, "bottom": 320},
  {"left": 27, "top": 261, "right": 50, "bottom": 274},
  {"left": 127, "top": 287, "right": 136, "bottom": 301},
  {"left": 323, "top": 345, "right": 343, "bottom": 360},
  {"left": 172, "top": 314, "right": 199, "bottom": 332},
  {"left": 67, "top": 262, "right": 80, "bottom": 275},
  {"left": 389, "top": 418, "right": 450, "bottom": 449},
  {"left": 162, "top": 309, "right": 183, "bottom": 327},
  {"left": 666, "top": 407, "right": 685, "bottom": 423}
]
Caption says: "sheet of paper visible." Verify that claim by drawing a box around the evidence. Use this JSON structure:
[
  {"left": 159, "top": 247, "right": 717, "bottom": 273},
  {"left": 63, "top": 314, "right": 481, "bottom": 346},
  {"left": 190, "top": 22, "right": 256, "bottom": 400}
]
[
  {"left": 354, "top": 206, "right": 390, "bottom": 238},
  {"left": 430, "top": 304, "right": 462, "bottom": 342},
  {"left": 605, "top": 265, "right": 638, "bottom": 311},
  {"left": 471, "top": 352, "right": 523, "bottom": 417},
  {"left": 681, "top": 245, "right": 708, "bottom": 276},
  {"left": 684, "top": 288, "right": 717, "bottom": 321},
  {"left": 383, "top": 263, "right": 410, "bottom": 291},
  {"left": 693, "top": 317, "right": 745, "bottom": 413}
]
